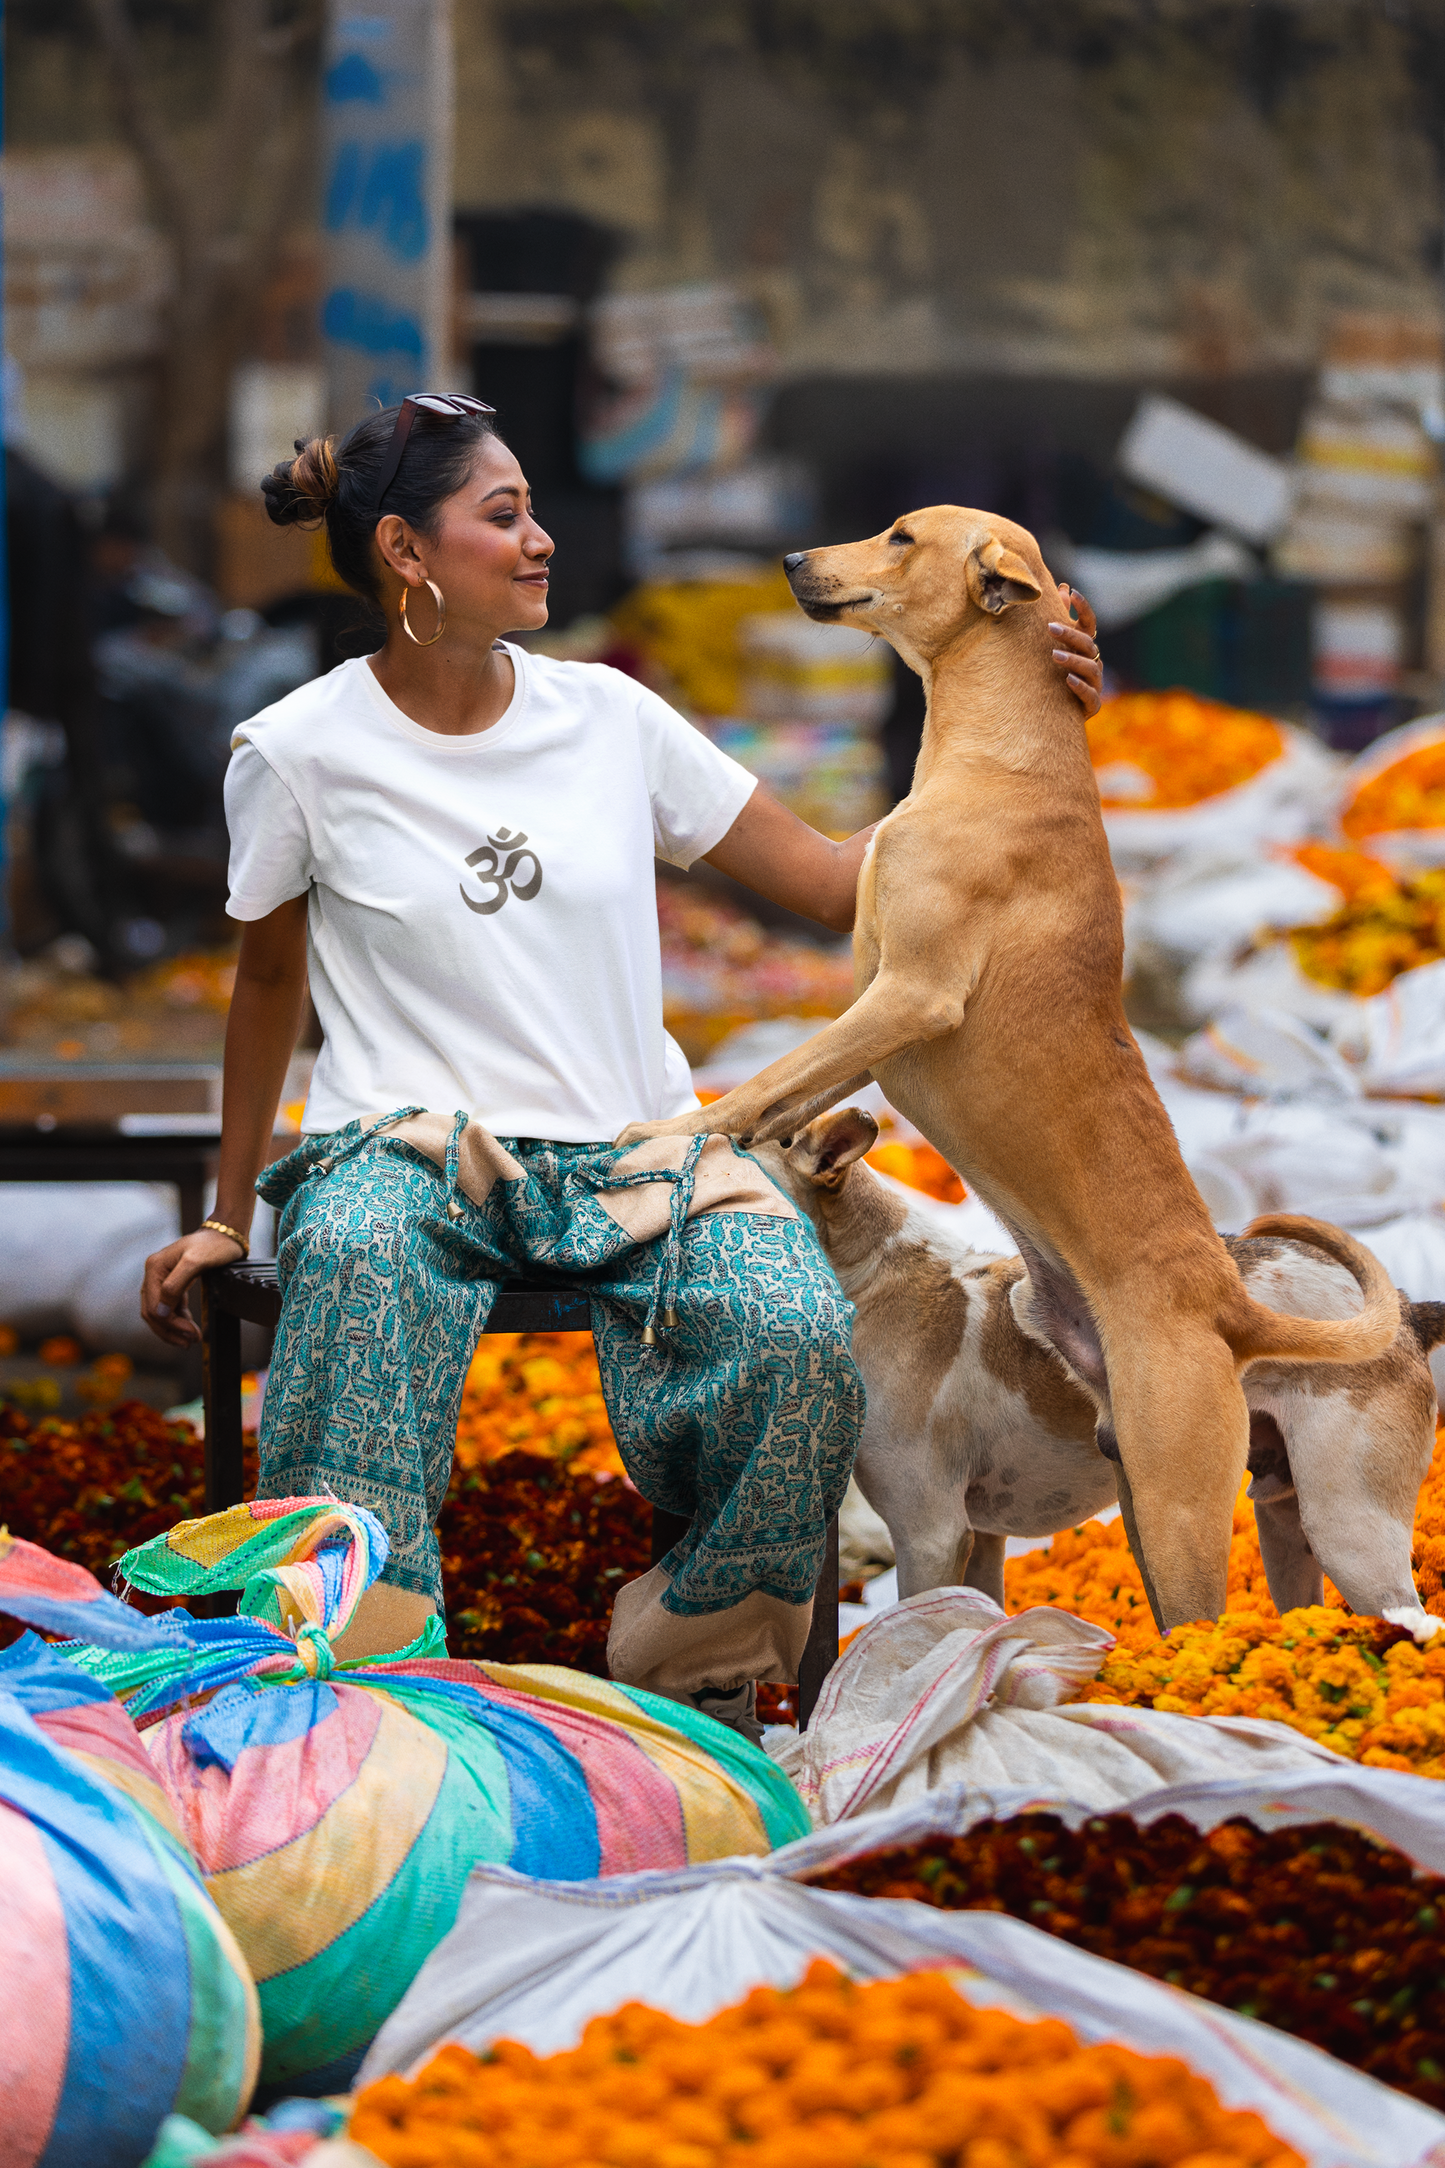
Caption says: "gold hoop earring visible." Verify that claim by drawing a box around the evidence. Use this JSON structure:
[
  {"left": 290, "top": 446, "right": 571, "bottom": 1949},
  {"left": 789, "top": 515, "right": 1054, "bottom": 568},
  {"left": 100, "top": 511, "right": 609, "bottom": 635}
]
[{"left": 399, "top": 579, "right": 446, "bottom": 646}]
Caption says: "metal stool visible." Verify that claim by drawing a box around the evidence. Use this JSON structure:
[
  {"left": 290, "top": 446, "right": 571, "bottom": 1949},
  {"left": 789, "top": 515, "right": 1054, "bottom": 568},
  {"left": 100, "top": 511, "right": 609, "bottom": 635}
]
[{"left": 200, "top": 1261, "right": 840, "bottom": 1725}]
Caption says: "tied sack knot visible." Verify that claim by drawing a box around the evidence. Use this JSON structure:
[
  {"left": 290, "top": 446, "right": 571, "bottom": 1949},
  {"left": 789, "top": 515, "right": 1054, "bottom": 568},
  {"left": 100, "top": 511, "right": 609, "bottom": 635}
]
[{"left": 293, "top": 1619, "right": 336, "bottom": 1680}]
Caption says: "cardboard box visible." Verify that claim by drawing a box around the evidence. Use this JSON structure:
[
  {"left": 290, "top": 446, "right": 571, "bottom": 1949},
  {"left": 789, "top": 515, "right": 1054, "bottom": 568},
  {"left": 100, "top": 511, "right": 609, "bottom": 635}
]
[{"left": 1117, "top": 393, "right": 1293, "bottom": 545}]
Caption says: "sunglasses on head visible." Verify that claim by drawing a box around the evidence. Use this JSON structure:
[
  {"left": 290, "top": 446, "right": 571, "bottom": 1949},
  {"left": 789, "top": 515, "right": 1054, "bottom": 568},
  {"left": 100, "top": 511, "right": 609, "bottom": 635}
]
[{"left": 372, "top": 392, "right": 496, "bottom": 516}]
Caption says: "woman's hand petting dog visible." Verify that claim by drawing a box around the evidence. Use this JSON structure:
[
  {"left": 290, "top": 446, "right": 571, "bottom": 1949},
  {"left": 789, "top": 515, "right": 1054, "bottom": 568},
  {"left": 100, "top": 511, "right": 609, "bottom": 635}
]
[{"left": 1051, "top": 584, "right": 1102, "bottom": 716}]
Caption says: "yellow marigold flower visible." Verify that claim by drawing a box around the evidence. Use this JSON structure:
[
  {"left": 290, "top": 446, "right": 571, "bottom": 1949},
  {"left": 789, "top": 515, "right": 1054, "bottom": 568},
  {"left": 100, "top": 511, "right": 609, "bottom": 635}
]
[{"left": 1284, "top": 844, "right": 1445, "bottom": 996}]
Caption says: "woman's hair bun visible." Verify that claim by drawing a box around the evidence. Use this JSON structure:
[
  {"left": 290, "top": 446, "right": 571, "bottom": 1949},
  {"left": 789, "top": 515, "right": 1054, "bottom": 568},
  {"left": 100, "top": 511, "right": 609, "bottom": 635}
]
[
  {"left": 255, "top": 400, "right": 498, "bottom": 604},
  {"left": 262, "top": 434, "right": 341, "bottom": 529}
]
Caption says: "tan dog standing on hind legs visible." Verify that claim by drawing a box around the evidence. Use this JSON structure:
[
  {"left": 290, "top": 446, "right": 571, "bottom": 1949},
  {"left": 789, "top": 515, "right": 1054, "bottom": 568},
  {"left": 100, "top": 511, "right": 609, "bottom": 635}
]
[{"left": 618, "top": 506, "right": 1400, "bottom": 1631}]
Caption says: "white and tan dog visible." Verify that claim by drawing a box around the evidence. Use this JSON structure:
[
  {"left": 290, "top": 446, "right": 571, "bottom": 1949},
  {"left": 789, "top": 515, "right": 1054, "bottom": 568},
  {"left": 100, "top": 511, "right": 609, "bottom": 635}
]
[{"left": 766, "top": 1107, "right": 1444, "bottom": 1641}]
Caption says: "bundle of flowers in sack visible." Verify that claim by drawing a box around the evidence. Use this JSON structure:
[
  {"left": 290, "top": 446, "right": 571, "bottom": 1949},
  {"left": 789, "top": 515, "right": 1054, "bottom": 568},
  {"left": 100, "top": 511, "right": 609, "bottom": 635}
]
[
  {"left": 1287, "top": 842, "right": 1445, "bottom": 996},
  {"left": 813, "top": 1807, "right": 1445, "bottom": 2108},
  {"left": 1341, "top": 717, "right": 1445, "bottom": 862},
  {"left": 657, "top": 878, "right": 854, "bottom": 1062},
  {"left": 778, "top": 1590, "right": 1345, "bottom": 1826},
  {"left": 1078, "top": 1605, "right": 1445, "bottom": 1774},
  {"left": 350, "top": 1957, "right": 1303, "bottom": 2168},
  {"left": 1090, "top": 689, "right": 1286, "bottom": 810},
  {"left": 0, "top": 1532, "right": 260, "bottom": 2163},
  {"left": 863, "top": 1136, "right": 967, "bottom": 1204},
  {"left": 54, "top": 1499, "right": 804, "bottom": 2096},
  {"left": 1086, "top": 689, "right": 1336, "bottom": 872}
]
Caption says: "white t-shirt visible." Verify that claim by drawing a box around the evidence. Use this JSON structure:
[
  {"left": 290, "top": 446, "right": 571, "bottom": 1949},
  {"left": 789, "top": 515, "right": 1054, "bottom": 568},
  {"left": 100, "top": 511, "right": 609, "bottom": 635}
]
[{"left": 225, "top": 647, "right": 756, "bottom": 1139}]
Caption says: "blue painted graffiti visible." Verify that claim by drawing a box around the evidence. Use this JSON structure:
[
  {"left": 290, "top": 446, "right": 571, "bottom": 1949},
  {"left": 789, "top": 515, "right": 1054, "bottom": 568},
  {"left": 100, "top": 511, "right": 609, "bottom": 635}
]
[
  {"left": 324, "top": 51, "right": 386, "bottom": 103},
  {"left": 322, "top": 288, "right": 426, "bottom": 361},
  {"left": 325, "top": 138, "right": 429, "bottom": 261}
]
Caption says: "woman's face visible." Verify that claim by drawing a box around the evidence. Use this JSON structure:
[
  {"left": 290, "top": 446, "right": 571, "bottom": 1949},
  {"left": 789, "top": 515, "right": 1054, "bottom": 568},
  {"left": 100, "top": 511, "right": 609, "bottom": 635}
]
[{"left": 385, "top": 434, "right": 554, "bottom": 634}]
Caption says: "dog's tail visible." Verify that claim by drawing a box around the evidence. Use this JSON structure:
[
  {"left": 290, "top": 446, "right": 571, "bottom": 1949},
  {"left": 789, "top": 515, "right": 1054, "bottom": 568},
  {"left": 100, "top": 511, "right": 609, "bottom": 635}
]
[{"left": 1222, "top": 1213, "right": 1399, "bottom": 1370}]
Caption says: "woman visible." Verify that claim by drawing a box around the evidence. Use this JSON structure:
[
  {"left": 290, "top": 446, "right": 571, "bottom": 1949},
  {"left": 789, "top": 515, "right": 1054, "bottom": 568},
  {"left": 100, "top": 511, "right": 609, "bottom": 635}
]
[{"left": 141, "top": 395, "right": 1102, "bottom": 1731}]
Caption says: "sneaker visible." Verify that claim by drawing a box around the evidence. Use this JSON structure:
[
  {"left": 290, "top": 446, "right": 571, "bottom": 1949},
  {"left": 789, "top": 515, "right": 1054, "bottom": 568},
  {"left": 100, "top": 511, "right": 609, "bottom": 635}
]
[{"left": 693, "top": 1680, "right": 765, "bottom": 1747}]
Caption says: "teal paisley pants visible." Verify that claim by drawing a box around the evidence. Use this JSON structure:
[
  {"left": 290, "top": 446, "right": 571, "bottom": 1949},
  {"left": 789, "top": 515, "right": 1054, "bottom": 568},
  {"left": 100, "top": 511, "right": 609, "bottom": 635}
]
[{"left": 254, "top": 1115, "right": 864, "bottom": 1628}]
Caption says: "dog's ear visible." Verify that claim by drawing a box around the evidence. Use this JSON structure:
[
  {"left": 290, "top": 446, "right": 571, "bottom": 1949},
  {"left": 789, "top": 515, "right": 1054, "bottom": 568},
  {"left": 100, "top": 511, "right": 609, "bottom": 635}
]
[
  {"left": 966, "top": 535, "right": 1042, "bottom": 617},
  {"left": 785, "top": 1107, "right": 879, "bottom": 1189}
]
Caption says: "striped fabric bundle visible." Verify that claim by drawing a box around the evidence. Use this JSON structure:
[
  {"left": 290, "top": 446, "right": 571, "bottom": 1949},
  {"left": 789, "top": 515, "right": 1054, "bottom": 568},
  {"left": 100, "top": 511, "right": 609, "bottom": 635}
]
[
  {"left": 60, "top": 1499, "right": 809, "bottom": 2096},
  {"left": 0, "top": 1533, "right": 260, "bottom": 2168}
]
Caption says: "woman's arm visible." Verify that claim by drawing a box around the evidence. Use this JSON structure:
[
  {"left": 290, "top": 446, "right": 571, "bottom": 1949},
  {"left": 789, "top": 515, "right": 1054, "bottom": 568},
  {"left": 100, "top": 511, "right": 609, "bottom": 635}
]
[
  {"left": 705, "top": 792, "right": 873, "bottom": 934},
  {"left": 140, "top": 894, "right": 310, "bottom": 1347},
  {"left": 706, "top": 589, "right": 1105, "bottom": 935}
]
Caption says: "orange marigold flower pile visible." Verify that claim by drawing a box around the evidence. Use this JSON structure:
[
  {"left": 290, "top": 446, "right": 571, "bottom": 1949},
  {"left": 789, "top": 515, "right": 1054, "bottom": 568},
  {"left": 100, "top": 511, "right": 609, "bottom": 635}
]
[
  {"left": 349, "top": 1958, "right": 1301, "bottom": 2168},
  {"left": 0, "top": 1397, "right": 249, "bottom": 1645},
  {"left": 1087, "top": 690, "right": 1283, "bottom": 810},
  {"left": 1078, "top": 1607, "right": 1445, "bottom": 1774},
  {"left": 1284, "top": 843, "right": 1445, "bottom": 997},
  {"left": 36, "top": 1335, "right": 84, "bottom": 1368},
  {"left": 1004, "top": 1482, "right": 1317, "bottom": 1656},
  {"left": 1291, "top": 842, "right": 1400, "bottom": 906},
  {"left": 865, "top": 1139, "right": 968, "bottom": 1205},
  {"left": 1343, "top": 737, "right": 1445, "bottom": 841},
  {"left": 455, "top": 1333, "right": 624, "bottom": 1478},
  {"left": 1005, "top": 1428, "right": 1445, "bottom": 1775}
]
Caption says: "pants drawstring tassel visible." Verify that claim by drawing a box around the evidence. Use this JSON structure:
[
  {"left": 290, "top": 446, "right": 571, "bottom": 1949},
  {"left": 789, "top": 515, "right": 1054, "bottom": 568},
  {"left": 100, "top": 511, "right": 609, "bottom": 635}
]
[
  {"left": 578, "top": 1133, "right": 707, "bottom": 1351},
  {"left": 443, "top": 1108, "right": 468, "bottom": 1221},
  {"left": 645, "top": 1133, "right": 705, "bottom": 1349}
]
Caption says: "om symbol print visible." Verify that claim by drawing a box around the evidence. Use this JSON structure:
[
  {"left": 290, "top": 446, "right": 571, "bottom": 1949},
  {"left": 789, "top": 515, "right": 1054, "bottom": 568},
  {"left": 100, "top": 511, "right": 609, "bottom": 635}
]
[{"left": 460, "top": 828, "right": 544, "bottom": 916}]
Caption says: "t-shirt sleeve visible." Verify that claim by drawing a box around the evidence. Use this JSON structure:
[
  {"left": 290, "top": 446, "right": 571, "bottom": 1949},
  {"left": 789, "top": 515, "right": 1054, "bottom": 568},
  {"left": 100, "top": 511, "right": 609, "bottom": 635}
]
[
  {"left": 224, "top": 736, "right": 313, "bottom": 921},
  {"left": 632, "top": 681, "right": 757, "bottom": 869}
]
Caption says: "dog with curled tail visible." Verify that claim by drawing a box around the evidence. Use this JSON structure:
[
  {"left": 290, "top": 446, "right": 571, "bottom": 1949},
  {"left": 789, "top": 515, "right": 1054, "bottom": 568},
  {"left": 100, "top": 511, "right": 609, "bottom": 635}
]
[{"left": 762, "top": 1106, "right": 1443, "bottom": 1644}]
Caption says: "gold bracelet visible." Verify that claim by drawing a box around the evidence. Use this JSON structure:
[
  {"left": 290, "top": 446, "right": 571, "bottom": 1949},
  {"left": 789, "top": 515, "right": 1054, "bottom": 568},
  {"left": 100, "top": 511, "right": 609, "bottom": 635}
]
[{"left": 201, "top": 1218, "right": 250, "bottom": 1258}]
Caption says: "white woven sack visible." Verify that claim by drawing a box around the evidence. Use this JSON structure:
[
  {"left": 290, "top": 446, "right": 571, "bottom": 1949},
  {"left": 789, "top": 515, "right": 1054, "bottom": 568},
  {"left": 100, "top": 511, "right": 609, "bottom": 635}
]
[
  {"left": 1326, "top": 957, "right": 1445, "bottom": 1097},
  {"left": 357, "top": 1861, "right": 1445, "bottom": 2168},
  {"left": 760, "top": 1762, "right": 1445, "bottom": 1883},
  {"left": 1182, "top": 941, "right": 1361, "bottom": 1031},
  {"left": 1126, "top": 846, "right": 1343, "bottom": 972},
  {"left": 1102, "top": 724, "right": 1340, "bottom": 873},
  {"left": 770, "top": 1589, "right": 1336, "bottom": 1827},
  {"left": 1175, "top": 1004, "right": 1361, "bottom": 1100}
]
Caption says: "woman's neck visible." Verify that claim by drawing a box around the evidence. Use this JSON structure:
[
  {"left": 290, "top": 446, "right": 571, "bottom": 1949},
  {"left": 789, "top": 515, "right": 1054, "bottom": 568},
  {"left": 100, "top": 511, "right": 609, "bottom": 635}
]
[{"left": 369, "top": 616, "right": 516, "bottom": 737}]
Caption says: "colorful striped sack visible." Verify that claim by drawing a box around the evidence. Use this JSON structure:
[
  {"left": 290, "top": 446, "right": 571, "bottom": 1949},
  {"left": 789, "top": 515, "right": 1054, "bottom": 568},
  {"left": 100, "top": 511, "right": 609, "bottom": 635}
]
[
  {"left": 65, "top": 1497, "right": 809, "bottom": 2096},
  {"left": 0, "top": 1533, "right": 260, "bottom": 2168}
]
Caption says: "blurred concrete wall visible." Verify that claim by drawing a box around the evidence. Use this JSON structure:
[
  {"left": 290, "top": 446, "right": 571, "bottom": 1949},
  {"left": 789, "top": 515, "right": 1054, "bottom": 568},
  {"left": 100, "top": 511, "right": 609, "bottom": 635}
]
[
  {"left": 7, "top": 1, "right": 1445, "bottom": 497},
  {"left": 450, "top": 0, "right": 1444, "bottom": 382}
]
